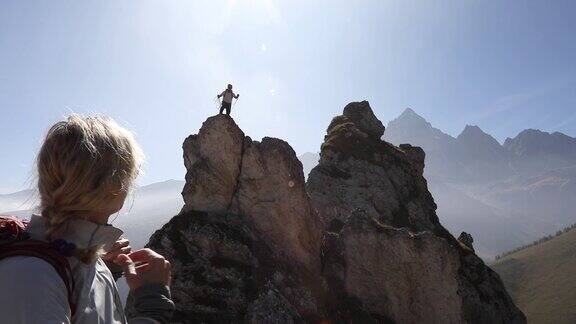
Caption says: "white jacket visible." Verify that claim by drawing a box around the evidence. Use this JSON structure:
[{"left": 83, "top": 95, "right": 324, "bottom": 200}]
[
  {"left": 219, "top": 89, "right": 237, "bottom": 103},
  {"left": 0, "top": 215, "right": 173, "bottom": 324}
]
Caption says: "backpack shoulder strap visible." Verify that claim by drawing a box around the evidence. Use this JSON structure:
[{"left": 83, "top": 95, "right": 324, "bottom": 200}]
[
  {"left": 0, "top": 215, "right": 28, "bottom": 243},
  {"left": 0, "top": 217, "right": 76, "bottom": 316}
]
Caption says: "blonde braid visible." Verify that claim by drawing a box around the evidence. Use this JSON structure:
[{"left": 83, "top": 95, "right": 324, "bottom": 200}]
[
  {"left": 42, "top": 206, "right": 73, "bottom": 240},
  {"left": 41, "top": 204, "right": 100, "bottom": 263}
]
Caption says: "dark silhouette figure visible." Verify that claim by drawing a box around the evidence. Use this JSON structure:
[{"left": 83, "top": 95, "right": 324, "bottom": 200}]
[{"left": 217, "top": 84, "right": 239, "bottom": 115}]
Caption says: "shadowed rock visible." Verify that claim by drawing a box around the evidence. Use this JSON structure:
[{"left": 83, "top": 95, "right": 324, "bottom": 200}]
[
  {"left": 133, "top": 210, "right": 318, "bottom": 323},
  {"left": 458, "top": 232, "right": 475, "bottom": 251}
]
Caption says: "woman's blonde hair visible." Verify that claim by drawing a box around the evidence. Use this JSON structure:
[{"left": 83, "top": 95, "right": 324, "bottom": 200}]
[{"left": 37, "top": 114, "right": 143, "bottom": 262}]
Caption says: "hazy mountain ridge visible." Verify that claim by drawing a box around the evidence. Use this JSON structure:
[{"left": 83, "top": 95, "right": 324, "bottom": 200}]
[
  {"left": 383, "top": 109, "right": 576, "bottom": 258},
  {"left": 386, "top": 108, "right": 576, "bottom": 182},
  {"left": 300, "top": 109, "right": 576, "bottom": 258},
  {"left": 504, "top": 129, "right": 576, "bottom": 175}
]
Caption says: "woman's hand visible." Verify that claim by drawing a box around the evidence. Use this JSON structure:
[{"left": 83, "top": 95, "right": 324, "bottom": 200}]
[
  {"left": 114, "top": 248, "right": 172, "bottom": 291},
  {"left": 103, "top": 238, "right": 131, "bottom": 262},
  {"left": 102, "top": 238, "right": 131, "bottom": 280}
]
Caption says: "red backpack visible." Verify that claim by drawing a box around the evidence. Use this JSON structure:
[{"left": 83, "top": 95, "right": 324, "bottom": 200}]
[{"left": 0, "top": 216, "right": 76, "bottom": 315}]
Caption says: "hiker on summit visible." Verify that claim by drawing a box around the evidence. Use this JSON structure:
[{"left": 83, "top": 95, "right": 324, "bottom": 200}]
[
  {"left": 217, "top": 83, "right": 239, "bottom": 115},
  {"left": 0, "top": 115, "right": 174, "bottom": 323}
]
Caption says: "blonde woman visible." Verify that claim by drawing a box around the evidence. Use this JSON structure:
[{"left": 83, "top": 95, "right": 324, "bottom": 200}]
[{"left": 0, "top": 115, "right": 174, "bottom": 323}]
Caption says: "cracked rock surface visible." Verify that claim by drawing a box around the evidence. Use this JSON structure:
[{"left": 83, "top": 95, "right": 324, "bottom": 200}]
[{"left": 182, "top": 115, "right": 322, "bottom": 272}]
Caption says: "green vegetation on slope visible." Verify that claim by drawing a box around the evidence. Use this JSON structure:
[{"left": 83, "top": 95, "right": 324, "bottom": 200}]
[{"left": 492, "top": 227, "right": 576, "bottom": 324}]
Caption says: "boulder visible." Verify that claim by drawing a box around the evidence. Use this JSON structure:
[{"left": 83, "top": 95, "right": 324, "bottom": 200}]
[
  {"left": 458, "top": 231, "right": 475, "bottom": 251},
  {"left": 341, "top": 101, "right": 385, "bottom": 139}
]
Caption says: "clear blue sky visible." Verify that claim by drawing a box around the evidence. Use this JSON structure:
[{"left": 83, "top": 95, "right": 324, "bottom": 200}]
[{"left": 1, "top": 0, "right": 575, "bottom": 193}]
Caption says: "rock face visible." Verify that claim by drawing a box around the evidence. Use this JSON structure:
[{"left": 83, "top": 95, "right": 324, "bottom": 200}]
[
  {"left": 133, "top": 115, "right": 323, "bottom": 322},
  {"left": 137, "top": 210, "right": 319, "bottom": 323},
  {"left": 181, "top": 116, "right": 245, "bottom": 212},
  {"left": 132, "top": 104, "right": 525, "bottom": 323},
  {"left": 307, "top": 101, "right": 442, "bottom": 234},
  {"left": 182, "top": 116, "right": 322, "bottom": 272},
  {"left": 308, "top": 101, "right": 525, "bottom": 323},
  {"left": 322, "top": 211, "right": 463, "bottom": 323}
]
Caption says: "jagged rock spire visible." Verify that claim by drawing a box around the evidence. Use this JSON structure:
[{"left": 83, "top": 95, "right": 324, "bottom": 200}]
[
  {"left": 130, "top": 104, "right": 526, "bottom": 323},
  {"left": 308, "top": 101, "right": 525, "bottom": 323},
  {"left": 181, "top": 115, "right": 322, "bottom": 272}
]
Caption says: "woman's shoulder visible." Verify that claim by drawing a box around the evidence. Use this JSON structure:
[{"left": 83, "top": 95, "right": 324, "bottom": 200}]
[
  {"left": 0, "top": 254, "right": 56, "bottom": 268},
  {"left": 0, "top": 256, "right": 67, "bottom": 289},
  {"left": 0, "top": 256, "right": 71, "bottom": 322}
]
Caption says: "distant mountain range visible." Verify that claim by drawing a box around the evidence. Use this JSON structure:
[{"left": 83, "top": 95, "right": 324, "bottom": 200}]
[
  {"left": 491, "top": 225, "right": 576, "bottom": 324},
  {"left": 298, "top": 108, "right": 576, "bottom": 259},
  {"left": 385, "top": 108, "right": 576, "bottom": 183},
  {"left": 382, "top": 108, "right": 576, "bottom": 258}
]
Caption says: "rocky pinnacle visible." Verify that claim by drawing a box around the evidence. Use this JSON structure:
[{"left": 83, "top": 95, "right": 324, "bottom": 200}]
[{"left": 128, "top": 102, "right": 526, "bottom": 323}]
